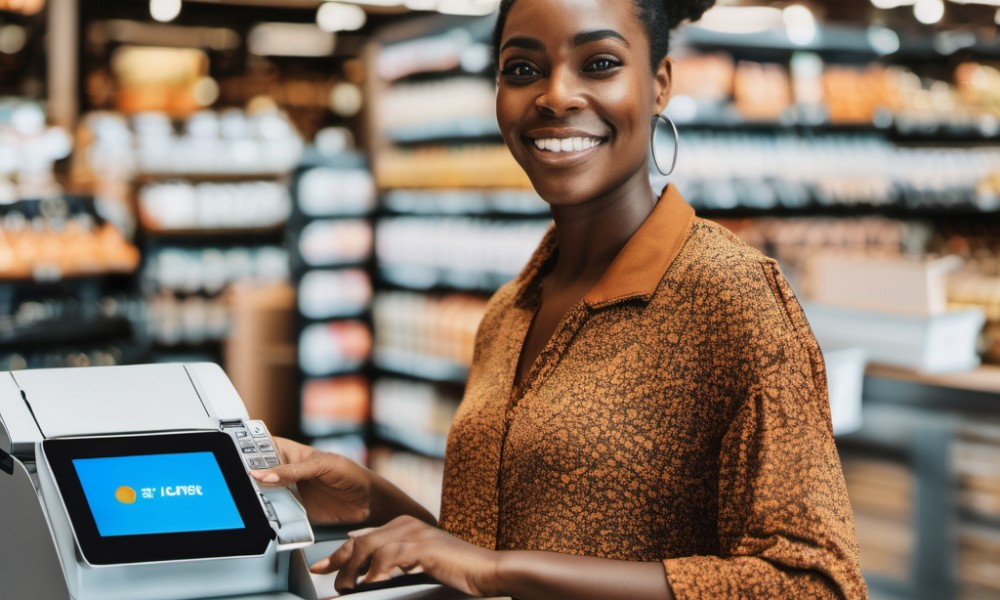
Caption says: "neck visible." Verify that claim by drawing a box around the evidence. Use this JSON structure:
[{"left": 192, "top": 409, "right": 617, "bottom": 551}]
[{"left": 547, "top": 175, "right": 659, "bottom": 287}]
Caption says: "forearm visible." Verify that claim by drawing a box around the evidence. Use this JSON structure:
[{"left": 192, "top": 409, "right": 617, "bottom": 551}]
[
  {"left": 494, "top": 551, "right": 674, "bottom": 600},
  {"left": 367, "top": 472, "right": 436, "bottom": 527}
]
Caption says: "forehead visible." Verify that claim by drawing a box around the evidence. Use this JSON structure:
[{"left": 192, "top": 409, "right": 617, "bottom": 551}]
[{"left": 501, "top": 0, "right": 646, "bottom": 49}]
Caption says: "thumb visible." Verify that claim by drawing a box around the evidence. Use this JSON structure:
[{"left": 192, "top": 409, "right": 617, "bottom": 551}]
[{"left": 251, "top": 458, "right": 325, "bottom": 486}]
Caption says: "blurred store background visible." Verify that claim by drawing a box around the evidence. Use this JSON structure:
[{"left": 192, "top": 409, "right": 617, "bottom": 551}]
[{"left": 0, "top": 0, "right": 998, "bottom": 597}]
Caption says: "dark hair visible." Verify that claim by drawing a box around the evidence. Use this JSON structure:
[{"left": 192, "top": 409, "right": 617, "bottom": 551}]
[{"left": 492, "top": 0, "right": 716, "bottom": 72}]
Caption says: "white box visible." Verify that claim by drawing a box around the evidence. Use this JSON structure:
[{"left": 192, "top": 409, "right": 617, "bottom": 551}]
[
  {"left": 807, "top": 254, "right": 962, "bottom": 316},
  {"left": 823, "top": 347, "right": 866, "bottom": 436},
  {"left": 804, "top": 302, "right": 985, "bottom": 373}
]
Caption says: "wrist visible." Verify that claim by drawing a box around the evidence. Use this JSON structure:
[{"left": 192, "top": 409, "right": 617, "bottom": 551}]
[{"left": 479, "top": 549, "right": 506, "bottom": 598}]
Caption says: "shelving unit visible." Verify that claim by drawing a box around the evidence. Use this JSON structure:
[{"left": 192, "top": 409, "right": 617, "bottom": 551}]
[{"left": 289, "top": 149, "right": 376, "bottom": 464}]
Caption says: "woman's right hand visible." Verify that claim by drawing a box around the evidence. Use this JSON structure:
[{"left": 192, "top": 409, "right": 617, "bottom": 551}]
[{"left": 250, "top": 437, "right": 373, "bottom": 525}]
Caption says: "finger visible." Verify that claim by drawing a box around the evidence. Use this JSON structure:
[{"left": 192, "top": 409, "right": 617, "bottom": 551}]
[
  {"left": 311, "top": 539, "right": 353, "bottom": 575},
  {"left": 334, "top": 536, "right": 377, "bottom": 592},
  {"left": 362, "top": 542, "right": 410, "bottom": 584},
  {"left": 348, "top": 527, "right": 377, "bottom": 539},
  {"left": 249, "top": 457, "right": 327, "bottom": 486}
]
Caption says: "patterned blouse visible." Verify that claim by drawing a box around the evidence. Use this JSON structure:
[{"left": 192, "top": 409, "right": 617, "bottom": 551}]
[{"left": 438, "top": 185, "right": 868, "bottom": 599}]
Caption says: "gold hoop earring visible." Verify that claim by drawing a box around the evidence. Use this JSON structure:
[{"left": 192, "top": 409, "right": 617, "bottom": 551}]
[{"left": 650, "top": 113, "right": 679, "bottom": 177}]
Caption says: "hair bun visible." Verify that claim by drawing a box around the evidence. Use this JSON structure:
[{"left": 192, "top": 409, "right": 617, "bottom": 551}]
[{"left": 668, "top": 0, "right": 716, "bottom": 29}]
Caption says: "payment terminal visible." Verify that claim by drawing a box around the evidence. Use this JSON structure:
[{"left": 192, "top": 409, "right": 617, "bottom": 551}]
[{"left": 0, "top": 363, "right": 317, "bottom": 600}]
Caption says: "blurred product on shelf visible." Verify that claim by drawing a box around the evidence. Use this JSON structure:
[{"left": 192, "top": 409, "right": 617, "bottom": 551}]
[
  {"left": 142, "top": 246, "right": 288, "bottom": 347},
  {"left": 0, "top": 99, "right": 73, "bottom": 201},
  {"left": 290, "top": 151, "right": 376, "bottom": 447},
  {"left": 370, "top": 446, "right": 444, "bottom": 518},
  {"left": 0, "top": 198, "right": 139, "bottom": 280},
  {"left": 376, "top": 217, "right": 549, "bottom": 290},
  {"left": 383, "top": 189, "right": 547, "bottom": 215},
  {"left": 953, "top": 423, "right": 1000, "bottom": 600},
  {"left": 841, "top": 456, "right": 915, "bottom": 582},
  {"left": 375, "top": 145, "right": 532, "bottom": 189},
  {"left": 298, "top": 268, "right": 372, "bottom": 319},
  {"left": 301, "top": 376, "right": 370, "bottom": 437},
  {"left": 378, "top": 78, "right": 498, "bottom": 142},
  {"left": 299, "top": 320, "right": 372, "bottom": 378},
  {"left": 297, "top": 165, "right": 376, "bottom": 217},
  {"left": 0, "top": 346, "right": 129, "bottom": 371},
  {"left": 719, "top": 216, "right": 922, "bottom": 290},
  {"left": 0, "top": 291, "right": 143, "bottom": 343},
  {"left": 138, "top": 180, "right": 292, "bottom": 232},
  {"left": 77, "top": 107, "right": 303, "bottom": 178},
  {"left": 310, "top": 434, "right": 368, "bottom": 469},
  {"left": 373, "top": 292, "right": 486, "bottom": 380},
  {"left": 733, "top": 60, "right": 793, "bottom": 121},
  {"left": 668, "top": 54, "right": 998, "bottom": 134},
  {"left": 110, "top": 46, "right": 211, "bottom": 117},
  {"left": 142, "top": 246, "right": 289, "bottom": 295},
  {"left": 669, "top": 133, "right": 1000, "bottom": 211},
  {"left": 298, "top": 219, "right": 372, "bottom": 267},
  {"left": 375, "top": 27, "right": 489, "bottom": 82},
  {"left": 147, "top": 292, "right": 230, "bottom": 346},
  {"left": 372, "top": 378, "right": 459, "bottom": 459}
]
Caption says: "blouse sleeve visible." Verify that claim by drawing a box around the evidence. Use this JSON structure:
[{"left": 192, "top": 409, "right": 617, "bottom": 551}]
[{"left": 663, "top": 260, "right": 868, "bottom": 599}]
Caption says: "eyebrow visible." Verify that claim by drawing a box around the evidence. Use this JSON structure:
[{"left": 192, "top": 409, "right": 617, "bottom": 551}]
[
  {"left": 573, "top": 29, "right": 628, "bottom": 48},
  {"left": 500, "top": 29, "right": 629, "bottom": 54}
]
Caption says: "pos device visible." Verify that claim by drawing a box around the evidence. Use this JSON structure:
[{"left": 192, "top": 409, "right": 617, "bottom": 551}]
[{"left": 0, "top": 363, "right": 317, "bottom": 600}]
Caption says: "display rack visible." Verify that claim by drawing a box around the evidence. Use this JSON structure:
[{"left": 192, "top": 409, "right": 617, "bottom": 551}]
[{"left": 288, "top": 148, "right": 376, "bottom": 465}]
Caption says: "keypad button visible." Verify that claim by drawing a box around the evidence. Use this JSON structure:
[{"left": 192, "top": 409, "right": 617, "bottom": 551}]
[
  {"left": 235, "top": 431, "right": 249, "bottom": 438},
  {"left": 241, "top": 446, "right": 257, "bottom": 455},
  {"left": 264, "top": 456, "right": 279, "bottom": 468},
  {"left": 257, "top": 441, "right": 273, "bottom": 452},
  {"left": 247, "top": 458, "right": 264, "bottom": 469},
  {"left": 240, "top": 439, "right": 258, "bottom": 450},
  {"left": 247, "top": 421, "right": 268, "bottom": 438}
]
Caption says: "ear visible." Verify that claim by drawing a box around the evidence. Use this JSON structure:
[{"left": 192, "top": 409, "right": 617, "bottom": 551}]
[{"left": 653, "top": 56, "right": 673, "bottom": 114}]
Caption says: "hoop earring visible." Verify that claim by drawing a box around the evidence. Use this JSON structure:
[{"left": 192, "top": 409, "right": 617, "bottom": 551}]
[{"left": 650, "top": 113, "right": 679, "bottom": 177}]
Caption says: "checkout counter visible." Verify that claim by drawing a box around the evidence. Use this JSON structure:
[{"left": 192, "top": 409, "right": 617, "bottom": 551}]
[{"left": 0, "top": 363, "right": 482, "bottom": 600}]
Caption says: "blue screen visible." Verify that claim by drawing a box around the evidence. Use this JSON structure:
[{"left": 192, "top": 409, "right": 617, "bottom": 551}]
[{"left": 72, "top": 452, "right": 245, "bottom": 537}]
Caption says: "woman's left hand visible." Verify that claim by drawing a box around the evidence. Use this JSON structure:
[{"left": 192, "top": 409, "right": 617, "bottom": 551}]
[{"left": 312, "top": 516, "right": 500, "bottom": 597}]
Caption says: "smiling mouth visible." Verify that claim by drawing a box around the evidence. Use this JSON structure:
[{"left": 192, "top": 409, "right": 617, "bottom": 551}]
[{"left": 530, "top": 136, "right": 605, "bottom": 153}]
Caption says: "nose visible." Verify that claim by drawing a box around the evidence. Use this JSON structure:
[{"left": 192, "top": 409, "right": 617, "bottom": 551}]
[{"left": 535, "top": 67, "right": 584, "bottom": 117}]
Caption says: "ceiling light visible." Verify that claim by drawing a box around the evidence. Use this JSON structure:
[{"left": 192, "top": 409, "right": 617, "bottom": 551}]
[
  {"left": 150, "top": 0, "right": 182, "bottom": 23},
  {"left": 317, "top": 2, "right": 367, "bottom": 32},
  {"left": 914, "top": 0, "right": 945, "bottom": 23}
]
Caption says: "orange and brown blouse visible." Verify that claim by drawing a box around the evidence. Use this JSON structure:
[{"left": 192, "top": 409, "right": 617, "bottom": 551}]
[{"left": 438, "top": 185, "right": 868, "bottom": 599}]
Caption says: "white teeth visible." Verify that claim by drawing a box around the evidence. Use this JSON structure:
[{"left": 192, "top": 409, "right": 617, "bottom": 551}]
[{"left": 532, "top": 137, "right": 602, "bottom": 153}]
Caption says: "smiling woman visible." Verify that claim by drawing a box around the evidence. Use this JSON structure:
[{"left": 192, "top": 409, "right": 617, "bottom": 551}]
[{"left": 257, "top": 1, "right": 870, "bottom": 599}]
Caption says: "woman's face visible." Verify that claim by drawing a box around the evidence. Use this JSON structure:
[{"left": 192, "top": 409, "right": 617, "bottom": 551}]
[{"left": 496, "top": 0, "right": 671, "bottom": 206}]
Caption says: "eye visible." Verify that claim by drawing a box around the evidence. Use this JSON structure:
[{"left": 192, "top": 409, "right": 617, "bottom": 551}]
[
  {"left": 501, "top": 61, "right": 541, "bottom": 80},
  {"left": 584, "top": 57, "right": 622, "bottom": 73}
]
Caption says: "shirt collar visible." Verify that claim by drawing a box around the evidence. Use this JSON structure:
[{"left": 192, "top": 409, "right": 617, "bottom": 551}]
[{"left": 513, "top": 184, "right": 696, "bottom": 310}]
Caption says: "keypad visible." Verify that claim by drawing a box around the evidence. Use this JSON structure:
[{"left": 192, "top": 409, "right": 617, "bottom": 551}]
[{"left": 222, "top": 419, "right": 281, "bottom": 471}]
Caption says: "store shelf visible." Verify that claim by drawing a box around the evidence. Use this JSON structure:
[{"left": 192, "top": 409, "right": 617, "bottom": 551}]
[
  {"left": 378, "top": 265, "right": 512, "bottom": 294},
  {"left": 134, "top": 171, "right": 291, "bottom": 184},
  {"left": 373, "top": 423, "right": 447, "bottom": 460},
  {"left": 866, "top": 364, "right": 1000, "bottom": 397},
  {"left": 384, "top": 117, "right": 502, "bottom": 145},
  {"left": 0, "top": 316, "right": 134, "bottom": 348},
  {"left": 373, "top": 347, "right": 469, "bottom": 385}
]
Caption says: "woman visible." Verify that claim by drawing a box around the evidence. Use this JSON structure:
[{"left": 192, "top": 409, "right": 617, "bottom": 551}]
[{"left": 254, "top": 0, "right": 868, "bottom": 597}]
